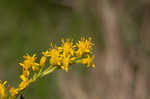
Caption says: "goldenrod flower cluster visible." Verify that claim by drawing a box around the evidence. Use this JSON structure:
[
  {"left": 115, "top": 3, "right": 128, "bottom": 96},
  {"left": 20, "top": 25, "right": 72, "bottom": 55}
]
[{"left": 0, "top": 37, "right": 95, "bottom": 99}]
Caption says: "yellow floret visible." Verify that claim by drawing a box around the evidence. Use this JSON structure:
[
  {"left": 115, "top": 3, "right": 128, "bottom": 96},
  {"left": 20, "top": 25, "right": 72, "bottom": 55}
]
[
  {"left": 76, "top": 37, "right": 94, "bottom": 57},
  {"left": 40, "top": 56, "right": 47, "bottom": 66},
  {"left": 9, "top": 87, "right": 18, "bottom": 99},
  {"left": 61, "top": 55, "right": 75, "bottom": 72},
  {"left": 0, "top": 81, "right": 8, "bottom": 99},
  {"left": 49, "top": 47, "right": 61, "bottom": 66},
  {"left": 19, "top": 80, "right": 29, "bottom": 91},
  {"left": 19, "top": 54, "right": 39, "bottom": 71},
  {"left": 82, "top": 55, "right": 95, "bottom": 68},
  {"left": 42, "top": 50, "right": 50, "bottom": 57},
  {"left": 59, "top": 39, "right": 75, "bottom": 56}
]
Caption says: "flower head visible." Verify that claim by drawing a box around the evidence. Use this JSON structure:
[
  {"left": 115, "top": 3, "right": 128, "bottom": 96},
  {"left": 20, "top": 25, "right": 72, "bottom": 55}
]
[
  {"left": 20, "top": 74, "right": 28, "bottom": 81},
  {"left": 40, "top": 51, "right": 50, "bottom": 66},
  {"left": 19, "top": 71, "right": 30, "bottom": 91},
  {"left": 22, "top": 69, "right": 30, "bottom": 77},
  {"left": 19, "top": 80, "right": 29, "bottom": 91},
  {"left": 18, "top": 54, "right": 38, "bottom": 91},
  {"left": 82, "top": 55, "right": 95, "bottom": 68},
  {"left": 40, "top": 56, "right": 47, "bottom": 66},
  {"left": 61, "top": 55, "right": 75, "bottom": 72},
  {"left": 76, "top": 37, "right": 94, "bottom": 57},
  {"left": 9, "top": 87, "right": 18, "bottom": 99},
  {"left": 49, "top": 46, "right": 62, "bottom": 66},
  {"left": 19, "top": 54, "right": 39, "bottom": 71},
  {"left": 59, "top": 39, "right": 75, "bottom": 56},
  {"left": 42, "top": 50, "right": 50, "bottom": 57},
  {"left": 0, "top": 81, "right": 8, "bottom": 99}
]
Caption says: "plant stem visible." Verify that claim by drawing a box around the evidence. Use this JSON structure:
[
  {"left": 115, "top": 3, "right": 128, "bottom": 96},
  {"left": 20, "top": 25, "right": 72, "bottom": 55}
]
[{"left": 41, "top": 66, "right": 57, "bottom": 77}]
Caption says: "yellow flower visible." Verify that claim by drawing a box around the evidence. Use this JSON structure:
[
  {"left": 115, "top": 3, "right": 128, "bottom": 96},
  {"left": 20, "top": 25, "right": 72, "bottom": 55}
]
[
  {"left": 42, "top": 50, "right": 50, "bottom": 57},
  {"left": 9, "top": 87, "right": 18, "bottom": 99},
  {"left": 19, "top": 54, "right": 39, "bottom": 71},
  {"left": 40, "top": 50, "right": 51, "bottom": 66},
  {"left": 40, "top": 56, "right": 47, "bottom": 66},
  {"left": 20, "top": 74, "right": 28, "bottom": 81},
  {"left": 49, "top": 47, "right": 61, "bottom": 66},
  {"left": 0, "top": 81, "right": 8, "bottom": 99},
  {"left": 22, "top": 69, "right": 30, "bottom": 77},
  {"left": 82, "top": 55, "right": 95, "bottom": 68},
  {"left": 76, "top": 37, "right": 94, "bottom": 57},
  {"left": 32, "top": 64, "right": 39, "bottom": 71},
  {"left": 59, "top": 39, "right": 75, "bottom": 56},
  {"left": 0, "top": 37, "right": 95, "bottom": 99},
  {"left": 19, "top": 80, "right": 29, "bottom": 91},
  {"left": 61, "top": 55, "right": 75, "bottom": 72}
]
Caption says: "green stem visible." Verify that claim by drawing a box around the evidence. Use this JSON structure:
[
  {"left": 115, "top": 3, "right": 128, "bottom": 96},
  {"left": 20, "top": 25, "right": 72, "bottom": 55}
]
[
  {"left": 29, "top": 66, "right": 57, "bottom": 83},
  {"left": 15, "top": 66, "right": 57, "bottom": 99},
  {"left": 41, "top": 66, "right": 57, "bottom": 77},
  {"left": 29, "top": 67, "right": 44, "bottom": 83}
]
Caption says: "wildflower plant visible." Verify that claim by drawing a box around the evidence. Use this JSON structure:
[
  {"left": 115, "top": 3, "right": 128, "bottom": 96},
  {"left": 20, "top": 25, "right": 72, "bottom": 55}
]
[{"left": 0, "top": 37, "right": 95, "bottom": 99}]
